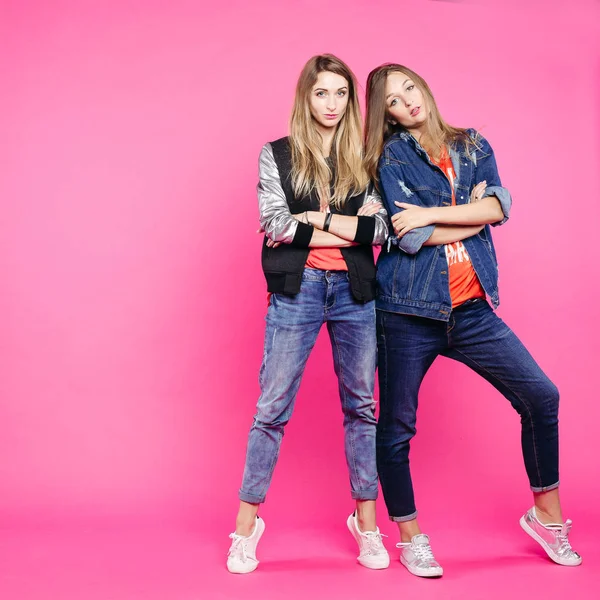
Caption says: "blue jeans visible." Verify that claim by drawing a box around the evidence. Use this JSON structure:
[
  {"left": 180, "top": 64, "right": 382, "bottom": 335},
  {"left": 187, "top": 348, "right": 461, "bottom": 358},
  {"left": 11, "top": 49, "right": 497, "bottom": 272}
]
[
  {"left": 239, "top": 268, "right": 379, "bottom": 504},
  {"left": 376, "top": 299, "right": 560, "bottom": 521}
]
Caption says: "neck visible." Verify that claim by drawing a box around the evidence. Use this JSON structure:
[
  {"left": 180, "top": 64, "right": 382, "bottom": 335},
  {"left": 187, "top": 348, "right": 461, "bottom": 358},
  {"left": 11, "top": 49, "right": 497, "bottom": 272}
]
[
  {"left": 409, "top": 124, "right": 426, "bottom": 143},
  {"left": 316, "top": 124, "right": 337, "bottom": 158}
]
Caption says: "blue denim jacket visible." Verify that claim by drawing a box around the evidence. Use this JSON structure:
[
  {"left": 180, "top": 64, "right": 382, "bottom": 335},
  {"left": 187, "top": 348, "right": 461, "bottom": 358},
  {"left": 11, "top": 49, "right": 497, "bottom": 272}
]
[{"left": 376, "top": 129, "right": 511, "bottom": 321}]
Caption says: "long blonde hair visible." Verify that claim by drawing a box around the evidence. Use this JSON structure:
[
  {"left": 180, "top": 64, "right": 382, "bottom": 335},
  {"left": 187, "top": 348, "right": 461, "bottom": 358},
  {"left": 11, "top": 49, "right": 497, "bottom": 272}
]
[
  {"left": 290, "top": 54, "right": 368, "bottom": 208},
  {"left": 365, "top": 63, "right": 474, "bottom": 184}
]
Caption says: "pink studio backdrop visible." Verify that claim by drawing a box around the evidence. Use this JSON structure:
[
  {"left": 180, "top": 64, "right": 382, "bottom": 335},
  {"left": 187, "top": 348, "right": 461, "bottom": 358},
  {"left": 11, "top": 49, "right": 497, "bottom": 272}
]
[{"left": 1, "top": 0, "right": 599, "bottom": 540}]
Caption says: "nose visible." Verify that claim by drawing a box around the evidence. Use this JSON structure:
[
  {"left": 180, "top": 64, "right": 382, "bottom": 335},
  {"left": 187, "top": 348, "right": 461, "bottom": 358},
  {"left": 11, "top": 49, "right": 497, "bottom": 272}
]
[
  {"left": 405, "top": 97, "right": 412, "bottom": 107},
  {"left": 327, "top": 95, "right": 337, "bottom": 111}
]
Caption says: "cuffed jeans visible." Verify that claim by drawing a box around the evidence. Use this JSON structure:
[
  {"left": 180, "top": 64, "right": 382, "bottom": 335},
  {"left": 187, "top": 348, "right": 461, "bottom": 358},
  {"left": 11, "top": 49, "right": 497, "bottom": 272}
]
[
  {"left": 376, "top": 299, "right": 560, "bottom": 521},
  {"left": 239, "top": 268, "right": 379, "bottom": 504}
]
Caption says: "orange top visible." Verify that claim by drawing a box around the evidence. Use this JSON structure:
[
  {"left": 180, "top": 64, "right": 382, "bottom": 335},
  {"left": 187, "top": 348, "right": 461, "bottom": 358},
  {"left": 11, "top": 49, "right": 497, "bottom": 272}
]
[
  {"left": 305, "top": 208, "right": 348, "bottom": 271},
  {"left": 433, "top": 148, "right": 485, "bottom": 308},
  {"left": 305, "top": 247, "right": 347, "bottom": 271}
]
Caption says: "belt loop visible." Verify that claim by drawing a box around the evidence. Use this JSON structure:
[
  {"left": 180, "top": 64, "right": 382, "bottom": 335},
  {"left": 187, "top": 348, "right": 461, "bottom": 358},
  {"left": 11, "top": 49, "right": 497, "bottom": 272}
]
[{"left": 447, "top": 312, "right": 456, "bottom": 335}]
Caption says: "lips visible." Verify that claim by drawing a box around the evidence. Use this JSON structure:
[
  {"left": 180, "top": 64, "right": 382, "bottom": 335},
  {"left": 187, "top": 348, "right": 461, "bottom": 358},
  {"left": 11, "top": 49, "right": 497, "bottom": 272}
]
[
  {"left": 324, "top": 114, "right": 338, "bottom": 119},
  {"left": 410, "top": 106, "right": 420, "bottom": 117}
]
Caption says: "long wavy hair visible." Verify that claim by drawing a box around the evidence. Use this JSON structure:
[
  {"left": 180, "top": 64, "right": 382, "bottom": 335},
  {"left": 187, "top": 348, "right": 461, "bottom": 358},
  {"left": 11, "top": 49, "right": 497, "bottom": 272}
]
[
  {"left": 364, "top": 63, "right": 475, "bottom": 184},
  {"left": 290, "top": 54, "right": 368, "bottom": 208}
]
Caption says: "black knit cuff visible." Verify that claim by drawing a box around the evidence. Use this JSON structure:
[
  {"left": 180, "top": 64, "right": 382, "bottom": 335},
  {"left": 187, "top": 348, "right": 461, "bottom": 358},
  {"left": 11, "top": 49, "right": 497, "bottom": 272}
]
[
  {"left": 291, "top": 221, "right": 315, "bottom": 247},
  {"left": 354, "top": 216, "right": 376, "bottom": 245}
]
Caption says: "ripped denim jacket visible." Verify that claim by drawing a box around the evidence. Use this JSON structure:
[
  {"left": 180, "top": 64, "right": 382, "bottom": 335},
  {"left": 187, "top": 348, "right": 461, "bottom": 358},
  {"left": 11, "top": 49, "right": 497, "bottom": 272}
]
[{"left": 376, "top": 129, "right": 511, "bottom": 321}]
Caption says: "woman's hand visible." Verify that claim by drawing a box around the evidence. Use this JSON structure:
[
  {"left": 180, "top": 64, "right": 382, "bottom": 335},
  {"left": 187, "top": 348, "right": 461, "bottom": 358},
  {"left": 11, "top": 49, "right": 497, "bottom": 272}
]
[
  {"left": 392, "top": 179, "right": 488, "bottom": 238},
  {"left": 258, "top": 210, "right": 311, "bottom": 248},
  {"left": 470, "top": 181, "right": 487, "bottom": 203},
  {"left": 257, "top": 227, "right": 282, "bottom": 248},
  {"left": 357, "top": 201, "right": 383, "bottom": 216},
  {"left": 392, "top": 202, "right": 435, "bottom": 237}
]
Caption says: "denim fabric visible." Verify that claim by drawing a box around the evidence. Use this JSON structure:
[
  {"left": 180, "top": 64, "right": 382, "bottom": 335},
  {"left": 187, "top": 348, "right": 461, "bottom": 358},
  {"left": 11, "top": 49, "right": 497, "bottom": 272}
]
[
  {"left": 376, "top": 300, "right": 559, "bottom": 521},
  {"left": 376, "top": 130, "right": 512, "bottom": 320},
  {"left": 239, "top": 268, "right": 379, "bottom": 504}
]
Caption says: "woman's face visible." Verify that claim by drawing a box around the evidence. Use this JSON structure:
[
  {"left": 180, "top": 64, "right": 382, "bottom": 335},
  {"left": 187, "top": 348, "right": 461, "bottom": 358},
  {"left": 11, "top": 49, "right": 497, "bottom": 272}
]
[
  {"left": 385, "top": 71, "right": 428, "bottom": 131},
  {"left": 309, "top": 71, "right": 350, "bottom": 131}
]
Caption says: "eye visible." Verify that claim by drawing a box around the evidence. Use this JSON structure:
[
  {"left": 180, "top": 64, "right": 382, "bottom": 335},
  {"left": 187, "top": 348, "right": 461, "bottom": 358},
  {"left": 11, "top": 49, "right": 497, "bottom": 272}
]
[
  {"left": 337, "top": 90, "right": 347, "bottom": 97},
  {"left": 316, "top": 91, "right": 326, "bottom": 97},
  {"left": 407, "top": 85, "right": 415, "bottom": 91},
  {"left": 390, "top": 98, "right": 398, "bottom": 107}
]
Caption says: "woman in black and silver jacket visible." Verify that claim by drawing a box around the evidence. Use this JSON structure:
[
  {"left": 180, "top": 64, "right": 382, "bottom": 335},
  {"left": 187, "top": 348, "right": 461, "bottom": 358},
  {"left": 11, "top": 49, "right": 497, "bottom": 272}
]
[{"left": 227, "top": 54, "right": 390, "bottom": 574}]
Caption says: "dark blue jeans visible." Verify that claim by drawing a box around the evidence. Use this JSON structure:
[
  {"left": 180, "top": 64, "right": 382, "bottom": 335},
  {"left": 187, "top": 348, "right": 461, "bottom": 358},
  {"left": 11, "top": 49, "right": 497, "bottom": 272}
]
[
  {"left": 376, "top": 299, "right": 559, "bottom": 521},
  {"left": 239, "top": 268, "right": 379, "bottom": 504}
]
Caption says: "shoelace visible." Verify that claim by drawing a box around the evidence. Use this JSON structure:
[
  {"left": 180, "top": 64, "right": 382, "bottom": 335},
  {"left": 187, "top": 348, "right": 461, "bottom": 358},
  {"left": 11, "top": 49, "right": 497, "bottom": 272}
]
[
  {"left": 556, "top": 524, "right": 577, "bottom": 557},
  {"left": 396, "top": 541, "right": 436, "bottom": 562},
  {"left": 228, "top": 533, "right": 248, "bottom": 562},
  {"left": 363, "top": 531, "right": 387, "bottom": 555}
]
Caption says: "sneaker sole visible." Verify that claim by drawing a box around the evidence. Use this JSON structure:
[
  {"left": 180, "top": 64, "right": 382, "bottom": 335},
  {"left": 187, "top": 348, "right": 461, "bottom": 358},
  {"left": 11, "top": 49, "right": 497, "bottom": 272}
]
[
  {"left": 400, "top": 555, "right": 443, "bottom": 578},
  {"left": 227, "top": 559, "right": 259, "bottom": 574},
  {"left": 519, "top": 516, "right": 582, "bottom": 567},
  {"left": 346, "top": 515, "right": 390, "bottom": 570},
  {"left": 227, "top": 518, "right": 266, "bottom": 574}
]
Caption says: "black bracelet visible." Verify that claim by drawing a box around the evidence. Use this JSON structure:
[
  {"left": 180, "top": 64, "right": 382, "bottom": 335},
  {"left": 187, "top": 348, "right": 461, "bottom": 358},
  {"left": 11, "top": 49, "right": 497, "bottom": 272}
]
[{"left": 323, "top": 212, "right": 333, "bottom": 232}]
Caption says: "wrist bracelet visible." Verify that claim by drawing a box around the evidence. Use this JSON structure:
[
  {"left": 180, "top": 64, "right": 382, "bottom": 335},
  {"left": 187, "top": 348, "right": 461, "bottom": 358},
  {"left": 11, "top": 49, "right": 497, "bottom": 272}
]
[{"left": 323, "top": 212, "right": 333, "bottom": 232}]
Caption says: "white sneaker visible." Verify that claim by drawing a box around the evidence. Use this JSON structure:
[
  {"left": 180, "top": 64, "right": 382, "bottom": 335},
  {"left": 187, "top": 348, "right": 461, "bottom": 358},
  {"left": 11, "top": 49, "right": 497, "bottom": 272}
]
[
  {"left": 346, "top": 512, "right": 390, "bottom": 569},
  {"left": 520, "top": 506, "right": 582, "bottom": 566},
  {"left": 226, "top": 516, "right": 265, "bottom": 574},
  {"left": 397, "top": 533, "right": 443, "bottom": 578}
]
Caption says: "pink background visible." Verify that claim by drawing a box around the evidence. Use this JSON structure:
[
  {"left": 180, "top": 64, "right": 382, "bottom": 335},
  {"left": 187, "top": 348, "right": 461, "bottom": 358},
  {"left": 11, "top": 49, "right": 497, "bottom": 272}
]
[{"left": 1, "top": 0, "right": 599, "bottom": 598}]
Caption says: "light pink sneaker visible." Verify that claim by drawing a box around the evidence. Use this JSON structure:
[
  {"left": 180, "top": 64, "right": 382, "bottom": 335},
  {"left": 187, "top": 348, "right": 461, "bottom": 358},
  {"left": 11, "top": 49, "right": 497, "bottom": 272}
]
[
  {"left": 346, "top": 512, "right": 390, "bottom": 569},
  {"left": 520, "top": 507, "right": 582, "bottom": 566},
  {"left": 226, "top": 516, "right": 266, "bottom": 574}
]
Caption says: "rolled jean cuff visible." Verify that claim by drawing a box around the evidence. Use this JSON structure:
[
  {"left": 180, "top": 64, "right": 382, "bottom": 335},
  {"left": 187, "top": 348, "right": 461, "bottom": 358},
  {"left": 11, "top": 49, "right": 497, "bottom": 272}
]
[
  {"left": 239, "top": 490, "right": 265, "bottom": 504},
  {"left": 351, "top": 489, "right": 379, "bottom": 501},
  {"left": 530, "top": 481, "right": 559, "bottom": 493},
  {"left": 389, "top": 510, "right": 418, "bottom": 523}
]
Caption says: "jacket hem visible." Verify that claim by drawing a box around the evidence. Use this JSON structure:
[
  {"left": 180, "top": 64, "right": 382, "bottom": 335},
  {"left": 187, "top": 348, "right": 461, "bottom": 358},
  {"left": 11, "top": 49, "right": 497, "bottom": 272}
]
[{"left": 375, "top": 296, "right": 452, "bottom": 322}]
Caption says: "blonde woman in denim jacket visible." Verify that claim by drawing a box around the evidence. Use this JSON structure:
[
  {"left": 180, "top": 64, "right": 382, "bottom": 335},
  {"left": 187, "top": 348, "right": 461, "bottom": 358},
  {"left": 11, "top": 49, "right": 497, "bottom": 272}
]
[{"left": 363, "top": 63, "right": 581, "bottom": 577}]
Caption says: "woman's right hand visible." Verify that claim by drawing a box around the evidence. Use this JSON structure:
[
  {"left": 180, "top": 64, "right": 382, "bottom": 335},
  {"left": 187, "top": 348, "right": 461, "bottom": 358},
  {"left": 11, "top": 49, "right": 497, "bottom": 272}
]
[
  {"left": 357, "top": 201, "right": 383, "bottom": 216},
  {"left": 470, "top": 181, "right": 487, "bottom": 203}
]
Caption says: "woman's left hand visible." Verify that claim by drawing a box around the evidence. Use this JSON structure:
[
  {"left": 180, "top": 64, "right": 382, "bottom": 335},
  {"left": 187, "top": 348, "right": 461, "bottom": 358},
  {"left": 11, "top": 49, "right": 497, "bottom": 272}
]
[
  {"left": 257, "top": 227, "right": 281, "bottom": 248},
  {"left": 392, "top": 202, "right": 434, "bottom": 237}
]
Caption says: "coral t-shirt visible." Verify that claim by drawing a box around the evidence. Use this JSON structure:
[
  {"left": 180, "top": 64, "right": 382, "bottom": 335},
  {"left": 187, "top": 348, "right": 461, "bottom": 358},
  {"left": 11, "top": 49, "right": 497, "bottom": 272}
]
[
  {"left": 433, "top": 148, "right": 485, "bottom": 308},
  {"left": 305, "top": 247, "right": 347, "bottom": 271},
  {"left": 305, "top": 208, "right": 347, "bottom": 271}
]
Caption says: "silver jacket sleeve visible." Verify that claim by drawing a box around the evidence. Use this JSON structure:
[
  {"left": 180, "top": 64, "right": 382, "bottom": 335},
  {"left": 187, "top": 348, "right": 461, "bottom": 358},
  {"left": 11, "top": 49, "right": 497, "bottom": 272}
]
[
  {"left": 364, "top": 186, "right": 389, "bottom": 246},
  {"left": 257, "top": 142, "right": 299, "bottom": 244}
]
